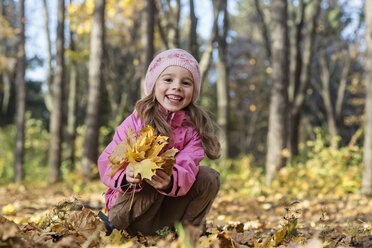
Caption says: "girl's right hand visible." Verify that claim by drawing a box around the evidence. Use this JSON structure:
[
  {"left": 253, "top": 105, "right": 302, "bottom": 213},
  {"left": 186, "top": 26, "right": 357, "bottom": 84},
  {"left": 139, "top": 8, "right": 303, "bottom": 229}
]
[{"left": 125, "top": 165, "right": 142, "bottom": 185}]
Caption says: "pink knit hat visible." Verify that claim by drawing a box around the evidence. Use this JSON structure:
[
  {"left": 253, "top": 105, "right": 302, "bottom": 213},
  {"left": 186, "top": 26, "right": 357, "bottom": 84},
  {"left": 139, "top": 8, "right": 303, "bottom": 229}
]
[{"left": 144, "top": 48, "right": 201, "bottom": 102}]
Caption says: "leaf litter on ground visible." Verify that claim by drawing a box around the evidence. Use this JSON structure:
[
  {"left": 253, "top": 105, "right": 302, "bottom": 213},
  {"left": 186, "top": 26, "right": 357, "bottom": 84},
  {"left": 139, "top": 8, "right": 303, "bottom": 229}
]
[{"left": 1, "top": 155, "right": 372, "bottom": 247}]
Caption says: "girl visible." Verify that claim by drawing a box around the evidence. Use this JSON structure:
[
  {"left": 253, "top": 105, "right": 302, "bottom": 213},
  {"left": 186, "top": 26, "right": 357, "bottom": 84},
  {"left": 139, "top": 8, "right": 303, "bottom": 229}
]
[{"left": 98, "top": 48, "right": 221, "bottom": 235}]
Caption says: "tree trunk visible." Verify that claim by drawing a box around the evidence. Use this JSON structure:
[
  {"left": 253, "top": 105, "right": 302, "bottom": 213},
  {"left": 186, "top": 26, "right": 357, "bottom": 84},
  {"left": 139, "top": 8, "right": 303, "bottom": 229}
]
[
  {"left": 0, "top": 2, "right": 11, "bottom": 119},
  {"left": 65, "top": 5, "right": 78, "bottom": 170},
  {"left": 82, "top": 0, "right": 105, "bottom": 178},
  {"left": 254, "top": 0, "right": 271, "bottom": 60},
  {"left": 140, "top": 0, "right": 155, "bottom": 98},
  {"left": 287, "top": 1, "right": 305, "bottom": 157},
  {"left": 216, "top": 0, "right": 229, "bottom": 158},
  {"left": 48, "top": 0, "right": 65, "bottom": 184},
  {"left": 288, "top": 0, "right": 305, "bottom": 103},
  {"left": 362, "top": 0, "right": 372, "bottom": 195},
  {"left": 199, "top": 0, "right": 222, "bottom": 93},
  {"left": 319, "top": 53, "right": 338, "bottom": 148},
  {"left": 265, "top": 0, "right": 289, "bottom": 186},
  {"left": 289, "top": 0, "right": 321, "bottom": 157},
  {"left": 189, "top": 0, "right": 198, "bottom": 60},
  {"left": 335, "top": 51, "right": 351, "bottom": 121},
  {"left": 157, "top": 0, "right": 180, "bottom": 49},
  {"left": 14, "top": 0, "right": 26, "bottom": 183},
  {"left": 42, "top": 0, "right": 53, "bottom": 113}
]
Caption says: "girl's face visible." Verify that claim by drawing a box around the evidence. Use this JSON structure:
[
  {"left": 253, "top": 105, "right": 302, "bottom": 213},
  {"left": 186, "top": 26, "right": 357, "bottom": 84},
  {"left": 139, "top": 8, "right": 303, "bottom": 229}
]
[{"left": 154, "top": 66, "right": 194, "bottom": 112}]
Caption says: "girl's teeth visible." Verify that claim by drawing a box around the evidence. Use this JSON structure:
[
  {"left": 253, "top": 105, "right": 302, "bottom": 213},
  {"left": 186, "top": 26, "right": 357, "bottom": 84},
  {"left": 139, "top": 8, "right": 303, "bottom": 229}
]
[{"left": 168, "top": 96, "right": 181, "bottom": 101}]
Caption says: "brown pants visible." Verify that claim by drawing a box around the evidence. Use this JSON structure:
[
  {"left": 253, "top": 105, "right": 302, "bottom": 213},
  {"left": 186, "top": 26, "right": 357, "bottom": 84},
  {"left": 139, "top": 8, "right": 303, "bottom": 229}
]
[{"left": 108, "top": 166, "right": 220, "bottom": 235}]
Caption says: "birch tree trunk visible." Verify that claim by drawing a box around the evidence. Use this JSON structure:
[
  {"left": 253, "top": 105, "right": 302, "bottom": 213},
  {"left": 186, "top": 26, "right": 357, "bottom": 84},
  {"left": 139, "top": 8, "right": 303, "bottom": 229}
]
[
  {"left": 265, "top": 0, "right": 289, "bottom": 186},
  {"left": 65, "top": 3, "right": 78, "bottom": 169},
  {"left": 362, "top": 0, "right": 372, "bottom": 195},
  {"left": 42, "top": 0, "right": 53, "bottom": 113},
  {"left": 216, "top": 0, "right": 229, "bottom": 158},
  {"left": 14, "top": 0, "right": 26, "bottom": 183},
  {"left": 140, "top": 0, "right": 155, "bottom": 98},
  {"left": 289, "top": 0, "right": 321, "bottom": 157},
  {"left": 82, "top": 0, "right": 105, "bottom": 178},
  {"left": 48, "top": 0, "right": 65, "bottom": 183}
]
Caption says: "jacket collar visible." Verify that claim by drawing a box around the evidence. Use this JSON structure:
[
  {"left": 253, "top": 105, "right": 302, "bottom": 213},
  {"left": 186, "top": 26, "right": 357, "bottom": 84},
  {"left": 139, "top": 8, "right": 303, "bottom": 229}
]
[{"left": 159, "top": 105, "right": 186, "bottom": 128}]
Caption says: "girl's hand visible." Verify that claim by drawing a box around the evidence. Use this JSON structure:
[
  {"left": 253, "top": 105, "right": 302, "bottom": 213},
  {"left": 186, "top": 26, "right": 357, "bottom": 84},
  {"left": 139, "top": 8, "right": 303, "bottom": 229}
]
[
  {"left": 145, "top": 170, "right": 172, "bottom": 190},
  {"left": 125, "top": 165, "right": 142, "bottom": 185}
]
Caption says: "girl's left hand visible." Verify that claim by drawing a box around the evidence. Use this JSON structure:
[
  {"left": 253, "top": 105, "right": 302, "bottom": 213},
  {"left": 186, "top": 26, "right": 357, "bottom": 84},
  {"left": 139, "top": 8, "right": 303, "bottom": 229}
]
[{"left": 145, "top": 169, "right": 172, "bottom": 190}]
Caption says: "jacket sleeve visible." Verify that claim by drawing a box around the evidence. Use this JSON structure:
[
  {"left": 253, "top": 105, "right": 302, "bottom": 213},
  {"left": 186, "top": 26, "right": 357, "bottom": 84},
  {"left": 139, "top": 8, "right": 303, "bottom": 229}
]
[
  {"left": 97, "top": 112, "right": 143, "bottom": 193},
  {"left": 160, "top": 127, "right": 205, "bottom": 197}
]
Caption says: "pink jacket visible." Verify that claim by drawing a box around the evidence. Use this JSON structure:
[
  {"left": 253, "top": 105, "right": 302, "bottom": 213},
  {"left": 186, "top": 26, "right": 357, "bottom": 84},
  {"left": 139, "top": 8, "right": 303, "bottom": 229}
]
[{"left": 98, "top": 109, "right": 205, "bottom": 211}]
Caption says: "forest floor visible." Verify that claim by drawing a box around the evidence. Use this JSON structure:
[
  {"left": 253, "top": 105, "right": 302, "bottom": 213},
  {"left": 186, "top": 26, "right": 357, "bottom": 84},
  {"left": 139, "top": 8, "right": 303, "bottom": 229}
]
[{"left": 1, "top": 179, "right": 372, "bottom": 247}]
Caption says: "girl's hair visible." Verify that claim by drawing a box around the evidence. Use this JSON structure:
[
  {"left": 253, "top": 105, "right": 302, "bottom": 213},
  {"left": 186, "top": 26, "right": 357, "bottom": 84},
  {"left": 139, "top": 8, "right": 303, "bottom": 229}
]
[{"left": 135, "top": 94, "right": 221, "bottom": 160}]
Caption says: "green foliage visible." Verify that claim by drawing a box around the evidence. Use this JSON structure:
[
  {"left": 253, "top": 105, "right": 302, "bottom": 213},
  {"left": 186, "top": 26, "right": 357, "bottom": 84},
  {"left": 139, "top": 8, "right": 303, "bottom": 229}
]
[
  {"left": 0, "top": 124, "right": 16, "bottom": 182},
  {"left": 209, "top": 127, "right": 363, "bottom": 200},
  {"left": 155, "top": 226, "right": 172, "bottom": 239},
  {"left": 204, "top": 155, "right": 265, "bottom": 197},
  {"left": 0, "top": 112, "right": 49, "bottom": 185},
  {"left": 346, "top": 219, "right": 371, "bottom": 237},
  {"left": 273, "top": 128, "right": 363, "bottom": 199},
  {"left": 174, "top": 222, "right": 192, "bottom": 248}
]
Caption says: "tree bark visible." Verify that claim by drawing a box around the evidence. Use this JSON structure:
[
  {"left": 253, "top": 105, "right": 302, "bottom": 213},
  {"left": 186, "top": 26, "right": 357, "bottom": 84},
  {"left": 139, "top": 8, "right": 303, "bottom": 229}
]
[
  {"left": 65, "top": 1, "right": 78, "bottom": 169},
  {"left": 288, "top": 0, "right": 305, "bottom": 103},
  {"left": 265, "top": 0, "right": 289, "bottom": 186},
  {"left": 14, "top": 0, "right": 26, "bottom": 183},
  {"left": 319, "top": 53, "right": 339, "bottom": 148},
  {"left": 335, "top": 51, "right": 351, "bottom": 120},
  {"left": 42, "top": 0, "right": 53, "bottom": 113},
  {"left": 289, "top": 0, "right": 321, "bottom": 157},
  {"left": 362, "top": 0, "right": 372, "bottom": 195},
  {"left": 189, "top": 0, "right": 198, "bottom": 60},
  {"left": 199, "top": 0, "right": 221, "bottom": 91},
  {"left": 216, "top": 0, "right": 229, "bottom": 158},
  {"left": 140, "top": 0, "right": 155, "bottom": 98},
  {"left": 82, "top": 0, "right": 105, "bottom": 178},
  {"left": 254, "top": 0, "right": 271, "bottom": 60},
  {"left": 48, "top": 0, "right": 65, "bottom": 183},
  {"left": 0, "top": 2, "right": 11, "bottom": 119},
  {"left": 157, "top": 0, "right": 180, "bottom": 49}
]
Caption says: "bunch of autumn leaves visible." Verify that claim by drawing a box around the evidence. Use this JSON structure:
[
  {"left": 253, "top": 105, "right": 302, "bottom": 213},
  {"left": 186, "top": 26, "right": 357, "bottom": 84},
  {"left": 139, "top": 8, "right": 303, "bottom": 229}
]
[{"left": 107, "top": 126, "right": 179, "bottom": 182}]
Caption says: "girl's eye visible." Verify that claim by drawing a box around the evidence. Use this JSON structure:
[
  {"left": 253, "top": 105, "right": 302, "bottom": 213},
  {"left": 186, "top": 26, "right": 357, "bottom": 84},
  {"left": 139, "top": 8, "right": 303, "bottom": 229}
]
[
  {"left": 183, "top": 81, "right": 192, "bottom": 86},
  {"left": 164, "top": 78, "right": 172, "bottom": 82}
]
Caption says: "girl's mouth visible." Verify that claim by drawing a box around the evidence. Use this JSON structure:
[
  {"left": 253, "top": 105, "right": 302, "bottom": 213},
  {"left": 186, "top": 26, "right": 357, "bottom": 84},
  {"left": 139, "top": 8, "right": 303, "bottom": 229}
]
[{"left": 166, "top": 95, "right": 183, "bottom": 103}]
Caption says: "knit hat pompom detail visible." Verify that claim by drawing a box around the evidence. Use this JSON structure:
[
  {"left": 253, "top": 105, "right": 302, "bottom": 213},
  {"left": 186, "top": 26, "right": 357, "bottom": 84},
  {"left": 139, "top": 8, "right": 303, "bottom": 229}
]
[{"left": 144, "top": 48, "right": 201, "bottom": 102}]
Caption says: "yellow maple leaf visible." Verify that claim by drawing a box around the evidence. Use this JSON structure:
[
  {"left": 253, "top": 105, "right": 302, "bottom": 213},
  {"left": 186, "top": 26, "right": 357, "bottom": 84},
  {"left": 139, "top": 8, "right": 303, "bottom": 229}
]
[
  {"left": 108, "top": 125, "right": 178, "bottom": 179},
  {"left": 129, "top": 159, "right": 161, "bottom": 180}
]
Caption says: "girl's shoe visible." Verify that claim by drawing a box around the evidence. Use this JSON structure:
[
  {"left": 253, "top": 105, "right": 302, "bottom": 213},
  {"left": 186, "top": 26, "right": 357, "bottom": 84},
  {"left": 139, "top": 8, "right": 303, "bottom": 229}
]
[{"left": 98, "top": 211, "right": 115, "bottom": 236}]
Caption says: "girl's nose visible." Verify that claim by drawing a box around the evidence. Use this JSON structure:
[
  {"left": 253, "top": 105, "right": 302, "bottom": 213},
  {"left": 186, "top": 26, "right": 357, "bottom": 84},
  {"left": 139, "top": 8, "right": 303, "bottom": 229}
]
[{"left": 171, "top": 80, "right": 181, "bottom": 90}]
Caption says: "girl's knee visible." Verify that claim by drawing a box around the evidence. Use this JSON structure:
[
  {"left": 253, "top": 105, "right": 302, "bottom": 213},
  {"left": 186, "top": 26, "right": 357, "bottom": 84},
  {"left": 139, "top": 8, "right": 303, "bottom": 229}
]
[{"left": 197, "top": 166, "right": 220, "bottom": 194}]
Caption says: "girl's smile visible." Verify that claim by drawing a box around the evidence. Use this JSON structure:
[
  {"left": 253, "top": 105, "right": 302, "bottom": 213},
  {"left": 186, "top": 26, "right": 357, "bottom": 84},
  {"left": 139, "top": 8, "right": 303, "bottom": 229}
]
[{"left": 155, "top": 66, "right": 194, "bottom": 112}]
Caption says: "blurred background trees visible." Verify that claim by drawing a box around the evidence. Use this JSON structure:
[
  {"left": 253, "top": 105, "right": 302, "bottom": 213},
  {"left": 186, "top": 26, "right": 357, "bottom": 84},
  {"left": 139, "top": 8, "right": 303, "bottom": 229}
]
[{"left": 0, "top": 0, "right": 370, "bottom": 192}]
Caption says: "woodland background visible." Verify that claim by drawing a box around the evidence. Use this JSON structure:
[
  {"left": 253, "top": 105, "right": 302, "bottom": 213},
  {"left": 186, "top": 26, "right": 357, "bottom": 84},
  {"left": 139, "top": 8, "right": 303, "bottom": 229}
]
[{"left": 1, "top": 0, "right": 372, "bottom": 247}]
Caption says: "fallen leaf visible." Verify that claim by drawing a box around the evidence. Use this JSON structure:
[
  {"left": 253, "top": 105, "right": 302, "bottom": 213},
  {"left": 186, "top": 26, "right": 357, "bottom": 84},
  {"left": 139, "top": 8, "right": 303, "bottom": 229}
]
[
  {"left": 0, "top": 215, "right": 19, "bottom": 240},
  {"left": 2, "top": 203, "right": 15, "bottom": 214},
  {"left": 68, "top": 207, "right": 103, "bottom": 239},
  {"left": 218, "top": 232, "right": 235, "bottom": 248},
  {"left": 129, "top": 159, "right": 161, "bottom": 180}
]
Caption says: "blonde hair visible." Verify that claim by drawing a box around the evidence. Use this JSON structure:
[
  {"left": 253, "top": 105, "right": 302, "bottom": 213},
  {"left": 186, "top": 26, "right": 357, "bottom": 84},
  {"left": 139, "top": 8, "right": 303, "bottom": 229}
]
[{"left": 135, "top": 94, "right": 221, "bottom": 160}]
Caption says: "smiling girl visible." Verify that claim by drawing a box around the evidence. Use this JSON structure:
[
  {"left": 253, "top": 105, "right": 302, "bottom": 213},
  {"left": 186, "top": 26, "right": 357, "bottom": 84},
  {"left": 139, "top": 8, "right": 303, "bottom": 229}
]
[{"left": 98, "top": 48, "right": 221, "bottom": 235}]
